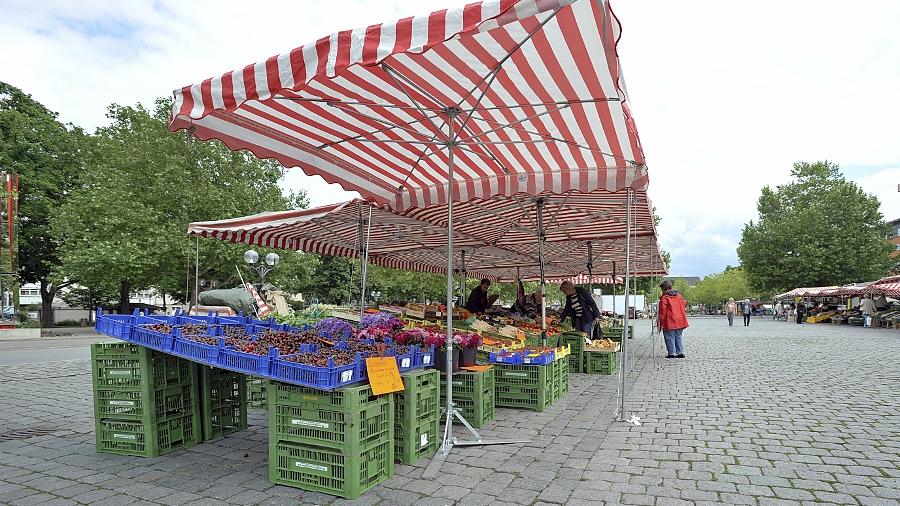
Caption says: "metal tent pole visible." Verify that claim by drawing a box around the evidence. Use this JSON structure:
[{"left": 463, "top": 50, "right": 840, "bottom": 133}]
[
  {"left": 535, "top": 198, "right": 547, "bottom": 347},
  {"left": 617, "top": 188, "right": 639, "bottom": 425},
  {"left": 425, "top": 108, "right": 525, "bottom": 479},
  {"left": 587, "top": 242, "right": 594, "bottom": 332},
  {"left": 612, "top": 261, "right": 617, "bottom": 318},
  {"left": 193, "top": 237, "right": 199, "bottom": 311},
  {"left": 460, "top": 250, "right": 467, "bottom": 309},
  {"left": 359, "top": 205, "right": 372, "bottom": 321}
]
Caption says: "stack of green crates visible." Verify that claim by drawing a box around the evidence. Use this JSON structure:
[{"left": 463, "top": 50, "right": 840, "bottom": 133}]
[
  {"left": 394, "top": 369, "right": 440, "bottom": 465},
  {"left": 247, "top": 376, "right": 267, "bottom": 407},
  {"left": 91, "top": 341, "right": 200, "bottom": 457},
  {"left": 197, "top": 366, "right": 248, "bottom": 441},
  {"left": 559, "top": 332, "right": 586, "bottom": 373},
  {"left": 440, "top": 368, "right": 494, "bottom": 428},
  {"left": 602, "top": 326, "right": 634, "bottom": 341},
  {"left": 551, "top": 358, "right": 570, "bottom": 401},
  {"left": 493, "top": 363, "right": 554, "bottom": 412},
  {"left": 584, "top": 349, "right": 618, "bottom": 374},
  {"left": 267, "top": 381, "right": 394, "bottom": 499}
]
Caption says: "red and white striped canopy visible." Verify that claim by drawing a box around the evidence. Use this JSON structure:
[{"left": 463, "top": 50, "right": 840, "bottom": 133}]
[
  {"left": 862, "top": 281, "right": 900, "bottom": 298},
  {"left": 169, "top": 0, "right": 647, "bottom": 210},
  {"left": 188, "top": 190, "right": 666, "bottom": 281}
]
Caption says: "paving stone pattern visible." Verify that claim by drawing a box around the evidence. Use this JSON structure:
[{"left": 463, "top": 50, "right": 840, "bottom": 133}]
[{"left": 0, "top": 318, "right": 897, "bottom": 505}]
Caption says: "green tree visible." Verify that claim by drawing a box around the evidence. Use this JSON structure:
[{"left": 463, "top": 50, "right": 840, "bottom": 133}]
[
  {"left": 0, "top": 82, "right": 88, "bottom": 327},
  {"left": 690, "top": 268, "right": 757, "bottom": 308},
  {"left": 738, "top": 161, "right": 892, "bottom": 293},
  {"left": 53, "top": 99, "right": 289, "bottom": 313}
]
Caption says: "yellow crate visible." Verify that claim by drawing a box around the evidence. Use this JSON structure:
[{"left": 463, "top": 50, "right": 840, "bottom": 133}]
[{"left": 554, "top": 344, "right": 571, "bottom": 361}]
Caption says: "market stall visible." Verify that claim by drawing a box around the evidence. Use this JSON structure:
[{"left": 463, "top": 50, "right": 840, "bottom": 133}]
[{"left": 164, "top": 0, "right": 658, "bottom": 491}]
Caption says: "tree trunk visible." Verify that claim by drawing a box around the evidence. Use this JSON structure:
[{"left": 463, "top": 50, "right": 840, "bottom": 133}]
[
  {"left": 119, "top": 280, "right": 131, "bottom": 314},
  {"left": 39, "top": 280, "right": 56, "bottom": 328},
  {"left": 162, "top": 293, "right": 167, "bottom": 311}
]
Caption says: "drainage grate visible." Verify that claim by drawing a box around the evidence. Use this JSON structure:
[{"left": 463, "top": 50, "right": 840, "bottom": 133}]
[{"left": 0, "top": 427, "right": 58, "bottom": 441}]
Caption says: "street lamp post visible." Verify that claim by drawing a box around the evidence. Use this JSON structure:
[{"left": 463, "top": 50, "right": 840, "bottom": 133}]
[{"left": 244, "top": 250, "right": 280, "bottom": 286}]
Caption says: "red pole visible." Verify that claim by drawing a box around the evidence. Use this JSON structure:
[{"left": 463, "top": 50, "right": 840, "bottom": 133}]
[{"left": 6, "top": 174, "right": 13, "bottom": 271}]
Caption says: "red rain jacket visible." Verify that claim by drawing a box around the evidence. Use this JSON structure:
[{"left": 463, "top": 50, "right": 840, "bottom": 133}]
[{"left": 658, "top": 291, "right": 689, "bottom": 331}]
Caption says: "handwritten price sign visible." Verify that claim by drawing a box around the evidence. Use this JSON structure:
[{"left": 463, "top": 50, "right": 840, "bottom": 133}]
[{"left": 365, "top": 357, "right": 405, "bottom": 395}]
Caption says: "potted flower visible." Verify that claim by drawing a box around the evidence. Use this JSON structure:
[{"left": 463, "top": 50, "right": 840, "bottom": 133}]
[
  {"left": 425, "top": 329, "right": 460, "bottom": 372},
  {"left": 314, "top": 317, "right": 353, "bottom": 341},
  {"left": 454, "top": 331, "right": 483, "bottom": 367}
]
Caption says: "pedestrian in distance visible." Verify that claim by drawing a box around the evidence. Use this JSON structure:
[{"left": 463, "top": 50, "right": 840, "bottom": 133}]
[
  {"left": 860, "top": 295, "right": 876, "bottom": 328},
  {"left": 742, "top": 298, "right": 752, "bottom": 326},
  {"left": 725, "top": 297, "right": 737, "bottom": 327},
  {"left": 795, "top": 302, "right": 805, "bottom": 324},
  {"left": 657, "top": 280, "right": 688, "bottom": 358}
]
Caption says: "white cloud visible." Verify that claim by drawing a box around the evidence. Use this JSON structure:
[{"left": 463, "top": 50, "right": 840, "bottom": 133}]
[
  {"left": 3, "top": 0, "right": 898, "bottom": 275},
  {"left": 857, "top": 168, "right": 900, "bottom": 221}
]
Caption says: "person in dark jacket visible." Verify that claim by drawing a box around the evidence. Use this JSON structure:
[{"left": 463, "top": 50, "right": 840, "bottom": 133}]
[
  {"left": 466, "top": 279, "right": 492, "bottom": 314},
  {"left": 559, "top": 281, "right": 601, "bottom": 336}
]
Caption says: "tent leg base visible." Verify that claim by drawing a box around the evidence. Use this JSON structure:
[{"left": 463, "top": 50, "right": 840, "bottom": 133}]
[{"left": 424, "top": 408, "right": 527, "bottom": 478}]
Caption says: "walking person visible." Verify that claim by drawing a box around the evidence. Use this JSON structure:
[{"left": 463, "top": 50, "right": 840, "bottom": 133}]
[
  {"left": 795, "top": 302, "right": 805, "bottom": 324},
  {"left": 725, "top": 298, "right": 737, "bottom": 327},
  {"left": 742, "top": 299, "right": 752, "bottom": 326},
  {"left": 657, "top": 280, "right": 688, "bottom": 358},
  {"left": 860, "top": 295, "right": 876, "bottom": 328}
]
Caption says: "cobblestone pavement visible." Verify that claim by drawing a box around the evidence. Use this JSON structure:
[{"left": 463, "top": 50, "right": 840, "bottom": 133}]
[{"left": 0, "top": 318, "right": 897, "bottom": 505}]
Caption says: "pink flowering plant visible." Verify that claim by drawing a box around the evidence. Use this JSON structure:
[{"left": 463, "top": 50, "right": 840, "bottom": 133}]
[{"left": 453, "top": 331, "right": 483, "bottom": 349}]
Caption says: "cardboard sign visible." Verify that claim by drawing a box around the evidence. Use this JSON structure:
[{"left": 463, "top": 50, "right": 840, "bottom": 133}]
[
  {"left": 365, "top": 357, "right": 405, "bottom": 395},
  {"left": 460, "top": 365, "right": 493, "bottom": 373}
]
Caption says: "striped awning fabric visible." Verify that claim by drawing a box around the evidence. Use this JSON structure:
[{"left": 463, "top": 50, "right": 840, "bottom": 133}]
[
  {"left": 188, "top": 191, "right": 667, "bottom": 281},
  {"left": 169, "top": 0, "right": 648, "bottom": 210},
  {"left": 862, "top": 282, "right": 900, "bottom": 298}
]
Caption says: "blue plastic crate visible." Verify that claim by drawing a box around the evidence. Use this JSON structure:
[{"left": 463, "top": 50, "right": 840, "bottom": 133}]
[
  {"left": 269, "top": 351, "right": 366, "bottom": 390},
  {"left": 415, "top": 345, "right": 435, "bottom": 369},
  {"left": 95, "top": 310, "right": 133, "bottom": 340},
  {"left": 131, "top": 325, "right": 175, "bottom": 352},
  {"left": 489, "top": 352, "right": 523, "bottom": 365},
  {"left": 218, "top": 346, "right": 273, "bottom": 376},
  {"left": 171, "top": 335, "right": 221, "bottom": 364},
  {"left": 393, "top": 345, "right": 417, "bottom": 372},
  {"left": 523, "top": 351, "right": 555, "bottom": 365}
]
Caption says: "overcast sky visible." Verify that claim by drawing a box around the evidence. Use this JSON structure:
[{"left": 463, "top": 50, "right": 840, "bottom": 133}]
[{"left": 3, "top": 0, "right": 898, "bottom": 276}]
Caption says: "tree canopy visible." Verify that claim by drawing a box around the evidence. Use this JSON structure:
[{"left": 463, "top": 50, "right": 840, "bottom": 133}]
[
  {"left": 52, "top": 99, "right": 295, "bottom": 312},
  {"left": 0, "top": 82, "right": 88, "bottom": 325},
  {"left": 737, "top": 161, "right": 892, "bottom": 293}
]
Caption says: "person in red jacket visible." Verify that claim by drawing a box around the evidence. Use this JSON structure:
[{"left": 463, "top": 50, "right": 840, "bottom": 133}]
[{"left": 657, "top": 280, "right": 689, "bottom": 358}]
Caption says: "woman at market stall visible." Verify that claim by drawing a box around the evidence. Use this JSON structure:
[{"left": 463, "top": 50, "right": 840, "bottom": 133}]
[
  {"left": 559, "top": 281, "right": 601, "bottom": 337},
  {"left": 465, "top": 279, "right": 492, "bottom": 314},
  {"left": 512, "top": 282, "right": 543, "bottom": 319}
]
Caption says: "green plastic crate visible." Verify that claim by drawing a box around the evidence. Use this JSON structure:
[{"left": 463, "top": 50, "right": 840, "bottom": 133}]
[
  {"left": 395, "top": 370, "right": 440, "bottom": 464},
  {"left": 440, "top": 369, "right": 495, "bottom": 428},
  {"left": 94, "top": 383, "right": 197, "bottom": 422},
  {"left": 559, "top": 333, "right": 585, "bottom": 373},
  {"left": 91, "top": 346, "right": 195, "bottom": 392},
  {"left": 269, "top": 439, "right": 394, "bottom": 499},
  {"left": 247, "top": 376, "right": 267, "bottom": 407},
  {"left": 91, "top": 342, "right": 198, "bottom": 428},
  {"left": 492, "top": 363, "right": 553, "bottom": 389},
  {"left": 584, "top": 350, "right": 618, "bottom": 375},
  {"left": 269, "top": 381, "right": 393, "bottom": 450},
  {"left": 269, "top": 381, "right": 385, "bottom": 411},
  {"left": 96, "top": 412, "right": 199, "bottom": 457},
  {"left": 552, "top": 359, "right": 570, "bottom": 400},
  {"left": 495, "top": 384, "right": 552, "bottom": 412},
  {"left": 493, "top": 363, "right": 554, "bottom": 412},
  {"left": 198, "top": 366, "right": 248, "bottom": 441}
]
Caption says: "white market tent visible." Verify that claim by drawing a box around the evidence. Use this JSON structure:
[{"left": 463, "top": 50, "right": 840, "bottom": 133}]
[{"left": 171, "top": 0, "right": 655, "bottom": 458}]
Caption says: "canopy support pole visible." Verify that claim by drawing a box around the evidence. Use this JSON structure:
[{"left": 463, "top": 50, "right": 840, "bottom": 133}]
[
  {"left": 426, "top": 108, "right": 526, "bottom": 480},
  {"left": 193, "top": 236, "right": 199, "bottom": 311},
  {"left": 359, "top": 205, "right": 372, "bottom": 320},
  {"left": 535, "top": 198, "right": 547, "bottom": 347},
  {"left": 587, "top": 241, "right": 594, "bottom": 323},
  {"left": 459, "top": 250, "right": 467, "bottom": 309},
  {"left": 612, "top": 261, "right": 617, "bottom": 317},
  {"left": 616, "top": 188, "right": 640, "bottom": 426}
]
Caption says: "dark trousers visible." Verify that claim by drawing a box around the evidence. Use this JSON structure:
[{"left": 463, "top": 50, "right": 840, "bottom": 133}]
[{"left": 743, "top": 314, "right": 751, "bottom": 326}]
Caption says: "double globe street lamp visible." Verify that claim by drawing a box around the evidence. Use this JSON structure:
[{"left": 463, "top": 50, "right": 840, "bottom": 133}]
[{"left": 243, "top": 249, "right": 280, "bottom": 286}]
